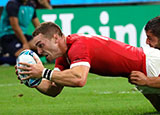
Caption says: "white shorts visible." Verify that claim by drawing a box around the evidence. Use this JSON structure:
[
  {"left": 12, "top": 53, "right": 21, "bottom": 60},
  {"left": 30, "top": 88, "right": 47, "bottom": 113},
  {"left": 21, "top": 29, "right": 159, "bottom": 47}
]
[{"left": 137, "top": 47, "right": 160, "bottom": 94}]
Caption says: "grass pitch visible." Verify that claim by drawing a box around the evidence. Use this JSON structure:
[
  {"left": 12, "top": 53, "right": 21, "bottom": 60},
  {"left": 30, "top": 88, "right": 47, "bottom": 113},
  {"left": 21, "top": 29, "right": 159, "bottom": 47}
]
[{"left": 0, "top": 64, "right": 159, "bottom": 115}]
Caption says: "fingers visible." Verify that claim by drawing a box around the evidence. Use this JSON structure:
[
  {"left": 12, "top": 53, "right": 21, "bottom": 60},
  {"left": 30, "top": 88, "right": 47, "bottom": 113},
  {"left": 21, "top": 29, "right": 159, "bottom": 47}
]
[
  {"left": 19, "top": 71, "right": 31, "bottom": 75},
  {"left": 130, "top": 71, "right": 145, "bottom": 76},
  {"left": 131, "top": 71, "right": 139, "bottom": 74},
  {"left": 129, "top": 71, "right": 139, "bottom": 84},
  {"left": 16, "top": 63, "right": 31, "bottom": 83},
  {"left": 129, "top": 71, "right": 148, "bottom": 86},
  {"left": 17, "top": 58, "right": 43, "bottom": 80},
  {"left": 130, "top": 71, "right": 140, "bottom": 76},
  {"left": 129, "top": 80, "right": 137, "bottom": 85},
  {"left": 16, "top": 69, "right": 18, "bottom": 75},
  {"left": 21, "top": 75, "right": 30, "bottom": 81},
  {"left": 17, "top": 75, "right": 21, "bottom": 80},
  {"left": 130, "top": 71, "right": 143, "bottom": 79},
  {"left": 17, "top": 75, "right": 23, "bottom": 84},
  {"left": 18, "top": 66, "right": 31, "bottom": 71},
  {"left": 128, "top": 77, "right": 138, "bottom": 85},
  {"left": 130, "top": 77, "right": 139, "bottom": 82},
  {"left": 15, "top": 64, "right": 23, "bottom": 83},
  {"left": 19, "top": 62, "right": 31, "bottom": 67}
]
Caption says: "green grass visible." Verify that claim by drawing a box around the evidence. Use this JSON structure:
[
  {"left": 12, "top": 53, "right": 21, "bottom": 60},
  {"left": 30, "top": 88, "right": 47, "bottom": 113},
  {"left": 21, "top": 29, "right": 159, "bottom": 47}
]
[{"left": 0, "top": 64, "right": 159, "bottom": 115}]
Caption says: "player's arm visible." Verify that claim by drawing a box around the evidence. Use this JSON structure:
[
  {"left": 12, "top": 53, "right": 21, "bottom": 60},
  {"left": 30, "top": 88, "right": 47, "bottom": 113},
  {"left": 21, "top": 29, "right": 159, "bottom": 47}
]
[
  {"left": 31, "top": 8, "right": 40, "bottom": 28},
  {"left": 19, "top": 63, "right": 90, "bottom": 87},
  {"left": 36, "top": 78, "right": 64, "bottom": 97},
  {"left": 32, "top": 17, "right": 40, "bottom": 28},
  {"left": 9, "top": 17, "right": 29, "bottom": 48},
  {"left": 50, "top": 65, "right": 90, "bottom": 87},
  {"left": 129, "top": 71, "right": 160, "bottom": 88},
  {"left": 7, "top": 2, "right": 29, "bottom": 50}
]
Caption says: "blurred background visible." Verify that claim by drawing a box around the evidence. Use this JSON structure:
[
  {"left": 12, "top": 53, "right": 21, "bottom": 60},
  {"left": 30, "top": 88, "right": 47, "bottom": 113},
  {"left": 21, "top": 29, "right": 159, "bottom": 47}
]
[
  {"left": 1, "top": 0, "right": 160, "bottom": 48},
  {"left": 1, "top": 0, "right": 160, "bottom": 6}
]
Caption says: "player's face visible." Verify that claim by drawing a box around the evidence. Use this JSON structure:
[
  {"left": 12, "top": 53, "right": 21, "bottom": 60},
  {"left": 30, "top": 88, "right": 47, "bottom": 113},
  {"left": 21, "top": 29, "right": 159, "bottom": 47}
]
[
  {"left": 146, "top": 30, "right": 160, "bottom": 49},
  {"left": 33, "top": 33, "right": 65, "bottom": 62}
]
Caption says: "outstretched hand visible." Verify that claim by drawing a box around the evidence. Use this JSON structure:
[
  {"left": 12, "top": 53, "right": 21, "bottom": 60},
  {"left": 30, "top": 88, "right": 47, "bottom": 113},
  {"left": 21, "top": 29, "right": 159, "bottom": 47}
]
[
  {"left": 18, "top": 56, "right": 44, "bottom": 80},
  {"left": 129, "top": 71, "right": 148, "bottom": 86}
]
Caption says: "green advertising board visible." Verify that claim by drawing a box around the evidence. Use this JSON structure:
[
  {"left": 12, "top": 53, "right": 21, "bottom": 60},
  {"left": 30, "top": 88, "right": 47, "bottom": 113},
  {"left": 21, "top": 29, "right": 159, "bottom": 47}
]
[{"left": 28, "top": 4, "right": 160, "bottom": 47}]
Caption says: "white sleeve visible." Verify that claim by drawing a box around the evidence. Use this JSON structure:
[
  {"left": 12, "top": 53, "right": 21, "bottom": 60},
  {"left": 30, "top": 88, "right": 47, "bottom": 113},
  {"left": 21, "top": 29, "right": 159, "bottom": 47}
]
[{"left": 70, "top": 62, "right": 90, "bottom": 69}]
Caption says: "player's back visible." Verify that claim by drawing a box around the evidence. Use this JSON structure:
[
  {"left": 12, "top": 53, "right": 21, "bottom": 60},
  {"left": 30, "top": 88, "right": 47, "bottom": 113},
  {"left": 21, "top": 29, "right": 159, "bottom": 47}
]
[{"left": 67, "top": 34, "right": 146, "bottom": 77}]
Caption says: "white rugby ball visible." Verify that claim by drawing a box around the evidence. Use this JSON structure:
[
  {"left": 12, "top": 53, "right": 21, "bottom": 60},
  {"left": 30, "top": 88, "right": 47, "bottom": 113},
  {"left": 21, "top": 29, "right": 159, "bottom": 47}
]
[{"left": 16, "top": 49, "right": 42, "bottom": 88}]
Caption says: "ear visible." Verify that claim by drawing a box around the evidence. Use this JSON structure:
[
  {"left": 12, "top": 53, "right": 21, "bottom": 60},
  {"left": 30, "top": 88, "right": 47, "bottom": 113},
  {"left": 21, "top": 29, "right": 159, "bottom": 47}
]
[{"left": 146, "top": 38, "right": 149, "bottom": 44}]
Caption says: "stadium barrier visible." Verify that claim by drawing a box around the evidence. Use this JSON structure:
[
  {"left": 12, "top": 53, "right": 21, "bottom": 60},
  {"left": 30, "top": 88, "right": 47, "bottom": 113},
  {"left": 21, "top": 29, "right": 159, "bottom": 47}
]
[{"left": 26, "top": 3, "right": 160, "bottom": 47}]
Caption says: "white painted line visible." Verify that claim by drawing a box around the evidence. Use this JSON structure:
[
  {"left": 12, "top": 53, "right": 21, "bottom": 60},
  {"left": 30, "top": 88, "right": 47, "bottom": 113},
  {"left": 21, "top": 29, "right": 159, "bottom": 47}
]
[{"left": 0, "top": 83, "right": 20, "bottom": 87}]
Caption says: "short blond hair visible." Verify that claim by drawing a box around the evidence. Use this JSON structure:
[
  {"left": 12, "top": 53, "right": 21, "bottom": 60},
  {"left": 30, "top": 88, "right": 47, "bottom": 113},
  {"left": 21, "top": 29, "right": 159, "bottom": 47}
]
[{"left": 32, "top": 22, "right": 64, "bottom": 38}]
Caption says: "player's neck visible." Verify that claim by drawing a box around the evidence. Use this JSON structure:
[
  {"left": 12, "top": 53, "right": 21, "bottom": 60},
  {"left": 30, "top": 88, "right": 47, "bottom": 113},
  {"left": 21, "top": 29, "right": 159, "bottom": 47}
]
[{"left": 58, "top": 36, "right": 68, "bottom": 56}]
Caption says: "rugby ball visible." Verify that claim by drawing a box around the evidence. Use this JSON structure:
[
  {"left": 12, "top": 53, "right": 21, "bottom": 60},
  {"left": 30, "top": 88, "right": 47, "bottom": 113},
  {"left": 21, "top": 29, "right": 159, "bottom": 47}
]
[{"left": 16, "top": 49, "right": 42, "bottom": 88}]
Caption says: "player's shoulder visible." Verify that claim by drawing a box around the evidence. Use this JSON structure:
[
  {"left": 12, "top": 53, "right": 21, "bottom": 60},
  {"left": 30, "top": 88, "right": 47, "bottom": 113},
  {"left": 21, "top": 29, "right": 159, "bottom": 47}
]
[
  {"left": 66, "top": 34, "right": 87, "bottom": 44},
  {"left": 66, "top": 34, "right": 111, "bottom": 47},
  {"left": 67, "top": 34, "right": 83, "bottom": 40}
]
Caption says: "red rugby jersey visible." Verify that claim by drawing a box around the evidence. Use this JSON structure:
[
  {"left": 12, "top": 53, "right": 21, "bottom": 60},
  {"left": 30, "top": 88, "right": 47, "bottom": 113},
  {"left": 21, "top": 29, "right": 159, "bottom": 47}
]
[{"left": 55, "top": 34, "right": 146, "bottom": 77}]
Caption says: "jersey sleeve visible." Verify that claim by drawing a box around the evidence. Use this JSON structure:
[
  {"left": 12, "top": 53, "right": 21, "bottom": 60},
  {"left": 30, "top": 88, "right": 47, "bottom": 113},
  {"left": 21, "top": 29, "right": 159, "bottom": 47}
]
[
  {"left": 54, "top": 57, "right": 70, "bottom": 71},
  {"left": 68, "top": 40, "right": 91, "bottom": 68},
  {"left": 6, "top": 2, "right": 19, "bottom": 17}
]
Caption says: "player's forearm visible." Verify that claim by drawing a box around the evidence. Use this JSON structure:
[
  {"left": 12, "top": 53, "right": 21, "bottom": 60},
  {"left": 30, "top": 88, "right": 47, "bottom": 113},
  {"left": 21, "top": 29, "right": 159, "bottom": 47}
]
[
  {"left": 9, "top": 17, "right": 28, "bottom": 44},
  {"left": 145, "top": 77, "right": 160, "bottom": 88},
  {"left": 32, "top": 18, "right": 40, "bottom": 28},
  {"left": 51, "top": 69, "right": 86, "bottom": 87},
  {"left": 36, "top": 79, "right": 64, "bottom": 97},
  {"left": 41, "top": 66, "right": 89, "bottom": 87},
  {"left": 13, "top": 27, "right": 28, "bottom": 44}
]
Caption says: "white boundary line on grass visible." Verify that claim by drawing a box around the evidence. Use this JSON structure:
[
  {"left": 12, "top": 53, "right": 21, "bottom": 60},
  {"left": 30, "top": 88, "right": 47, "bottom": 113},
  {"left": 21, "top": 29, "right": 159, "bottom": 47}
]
[
  {"left": 0, "top": 83, "right": 20, "bottom": 87},
  {"left": 0, "top": 83, "right": 140, "bottom": 94},
  {"left": 96, "top": 91, "right": 140, "bottom": 94}
]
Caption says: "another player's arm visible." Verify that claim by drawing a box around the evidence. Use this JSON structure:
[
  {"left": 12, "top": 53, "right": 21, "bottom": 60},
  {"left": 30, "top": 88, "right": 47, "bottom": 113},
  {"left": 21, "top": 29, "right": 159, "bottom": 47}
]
[
  {"left": 130, "top": 71, "right": 160, "bottom": 88},
  {"left": 9, "top": 17, "right": 30, "bottom": 57},
  {"left": 32, "top": 17, "right": 40, "bottom": 28},
  {"left": 36, "top": 78, "right": 64, "bottom": 97},
  {"left": 50, "top": 65, "right": 90, "bottom": 87},
  {"left": 9, "top": 17, "right": 29, "bottom": 47}
]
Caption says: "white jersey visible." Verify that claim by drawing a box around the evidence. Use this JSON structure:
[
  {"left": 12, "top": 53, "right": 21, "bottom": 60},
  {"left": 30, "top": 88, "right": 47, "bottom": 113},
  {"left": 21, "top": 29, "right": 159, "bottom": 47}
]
[{"left": 138, "top": 47, "right": 160, "bottom": 94}]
